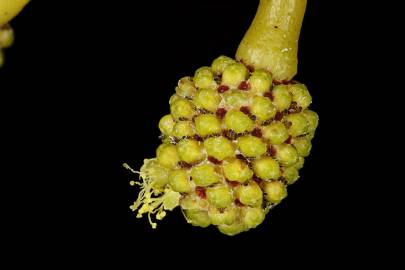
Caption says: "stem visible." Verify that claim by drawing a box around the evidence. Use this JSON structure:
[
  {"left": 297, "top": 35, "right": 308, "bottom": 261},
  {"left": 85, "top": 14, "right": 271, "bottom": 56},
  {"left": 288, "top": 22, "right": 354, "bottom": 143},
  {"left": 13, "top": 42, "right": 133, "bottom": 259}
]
[
  {"left": 236, "top": 0, "right": 307, "bottom": 81},
  {"left": 0, "top": 0, "right": 30, "bottom": 26}
]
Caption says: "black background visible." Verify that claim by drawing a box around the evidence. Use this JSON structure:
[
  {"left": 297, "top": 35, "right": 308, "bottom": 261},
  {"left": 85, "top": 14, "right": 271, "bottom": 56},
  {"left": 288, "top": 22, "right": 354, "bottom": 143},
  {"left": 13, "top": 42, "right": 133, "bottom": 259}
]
[{"left": 1, "top": 0, "right": 386, "bottom": 263}]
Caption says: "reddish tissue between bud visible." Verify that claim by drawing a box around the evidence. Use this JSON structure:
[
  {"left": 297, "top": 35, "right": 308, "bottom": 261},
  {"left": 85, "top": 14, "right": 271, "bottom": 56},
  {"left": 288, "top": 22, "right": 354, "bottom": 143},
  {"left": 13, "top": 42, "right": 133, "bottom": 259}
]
[{"left": 195, "top": 187, "right": 206, "bottom": 199}]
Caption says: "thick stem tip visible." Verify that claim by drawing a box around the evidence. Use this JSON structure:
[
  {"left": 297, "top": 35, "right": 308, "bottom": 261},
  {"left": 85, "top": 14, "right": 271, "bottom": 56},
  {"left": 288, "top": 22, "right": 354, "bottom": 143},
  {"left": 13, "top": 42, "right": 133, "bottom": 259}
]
[{"left": 236, "top": 0, "right": 307, "bottom": 81}]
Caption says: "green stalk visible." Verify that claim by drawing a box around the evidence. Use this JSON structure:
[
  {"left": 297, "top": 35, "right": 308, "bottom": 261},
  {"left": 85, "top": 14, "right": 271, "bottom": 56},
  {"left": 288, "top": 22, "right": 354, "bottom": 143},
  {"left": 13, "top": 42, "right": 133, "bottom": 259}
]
[{"left": 236, "top": 0, "right": 307, "bottom": 81}]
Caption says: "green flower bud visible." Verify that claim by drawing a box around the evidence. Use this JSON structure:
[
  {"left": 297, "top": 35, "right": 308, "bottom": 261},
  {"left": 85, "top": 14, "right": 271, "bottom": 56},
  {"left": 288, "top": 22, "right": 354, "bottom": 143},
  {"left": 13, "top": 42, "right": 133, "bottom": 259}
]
[
  {"left": 242, "top": 207, "right": 265, "bottom": 229},
  {"left": 272, "top": 85, "right": 292, "bottom": 111},
  {"left": 176, "top": 76, "right": 197, "bottom": 98},
  {"left": 185, "top": 210, "right": 211, "bottom": 228},
  {"left": 235, "top": 181, "right": 263, "bottom": 207},
  {"left": 180, "top": 194, "right": 209, "bottom": 210},
  {"left": 0, "top": 25, "right": 14, "bottom": 48},
  {"left": 206, "top": 184, "right": 233, "bottom": 208},
  {"left": 168, "top": 169, "right": 193, "bottom": 193},
  {"left": 251, "top": 96, "right": 276, "bottom": 122},
  {"left": 194, "top": 88, "right": 222, "bottom": 112},
  {"left": 294, "top": 157, "right": 305, "bottom": 170},
  {"left": 293, "top": 136, "right": 312, "bottom": 157},
  {"left": 173, "top": 121, "right": 195, "bottom": 138},
  {"left": 140, "top": 159, "right": 170, "bottom": 188},
  {"left": 274, "top": 144, "right": 298, "bottom": 167},
  {"left": 248, "top": 70, "right": 272, "bottom": 95},
  {"left": 262, "top": 122, "right": 289, "bottom": 145},
  {"left": 163, "top": 190, "right": 181, "bottom": 211},
  {"left": 194, "top": 114, "right": 221, "bottom": 137},
  {"left": 170, "top": 98, "right": 195, "bottom": 120},
  {"left": 223, "top": 90, "right": 250, "bottom": 108},
  {"left": 156, "top": 144, "right": 180, "bottom": 168},
  {"left": 263, "top": 181, "right": 287, "bottom": 203},
  {"left": 253, "top": 157, "right": 281, "bottom": 180},
  {"left": 283, "top": 166, "right": 299, "bottom": 185},
  {"left": 284, "top": 113, "right": 309, "bottom": 137},
  {"left": 193, "top": 67, "right": 217, "bottom": 89},
  {"left": 224, "top": 110, "right": 254, "bottom": 133},
  {"left": 221, "top": 63, "right": 248, "bottom": 87},
  {"left": 169, "top": 94, "right": 181, "bottom": 105},
  {"left": 237, "top": 135, "right": 267, "bottom": 158},
  {"left": 222, "top": 158, "right": 253, "bottom": 183},
  {"left": 191, "top": 163, "right": 221, "bottom": 186},
  {"left": 218, "top": 222, "right": 246, "bottom": 236},
  {"left": 208, "top": 206, "right": 238, "bottom": 226},
  {"left": 177, "top": 139, "right": 205, "bottom": 164},
  {"left": 302, "top": 109, "right": 319, "bottom": 133},
  {"left": 204, "top": 136, "right": 235, "bottom": 161},
  {"left": 288, "top": 84, "right": 312, "bottom": 109},
  {"left": 211, "top": 55, "right": 236, "bottom": 75},
  {"left": 158, "top": 114, "right": 176, "bottom": 136}
]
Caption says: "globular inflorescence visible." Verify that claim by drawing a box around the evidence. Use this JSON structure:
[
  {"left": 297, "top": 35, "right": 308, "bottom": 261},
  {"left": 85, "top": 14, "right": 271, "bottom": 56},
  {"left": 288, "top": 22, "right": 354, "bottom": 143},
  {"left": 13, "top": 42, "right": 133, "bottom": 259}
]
[{"left": 125, "top": 55, "right": 318, "bottom": 236}]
